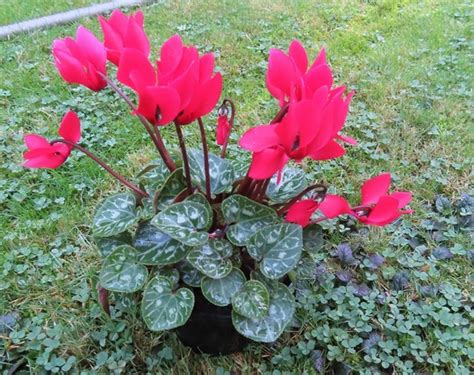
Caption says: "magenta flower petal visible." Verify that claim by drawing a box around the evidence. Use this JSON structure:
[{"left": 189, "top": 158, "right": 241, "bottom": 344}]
[
  {"left": 288, "top": 39, "right": 308, "bottom": 74},
  {"left": 390, "top": 191, "right": 413, "bottom": 209},
  {"left": 286, "top": 199, "right": 319, "bottom": 227},
  {"left": 58, "top": 111, "right": 81, "bottom": 144},
  {"left": 319, "top": 194, "right": 352, "bottom": 218},
  {"left": 239, "top": 124, "right": 280, "bottom": 152},
  {"left": 361, "top": 173, "right": 391, "bottom": 206},
  {"left": 248, "top": 146, "right": 289, "bottom": 179}
]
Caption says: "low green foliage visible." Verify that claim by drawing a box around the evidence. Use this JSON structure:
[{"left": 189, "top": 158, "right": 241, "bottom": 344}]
[{"left": 0, "top": 0, "right": 472, "bottom": 373}]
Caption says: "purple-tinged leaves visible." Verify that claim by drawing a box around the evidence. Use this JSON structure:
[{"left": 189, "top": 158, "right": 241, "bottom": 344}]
[
  {"left": 367, "top": 253, "right": 385, "bottom": 269},
  {"left": 420, "top": 284, "right": 438, "bottom": 297},
  {"left": 432, "top": 247, "right": 453, "bottom": 260},
  {"left": 391, "top": 271, "right": 410, "bottom": 291},
  {"left": 362, "top": 332, "right": 380, "bottom": 353},
  {"left": 311, "top": 349, "right": 325, "bottom": 372},
  {"left": 333, "top": 243, "right": 357, "bottom": 265},
  {"left": 336, "top": 270, "right": 352, "bottom": 283},
  {"left": 349, "top": 282, "right": 370, "bottom": 297}
]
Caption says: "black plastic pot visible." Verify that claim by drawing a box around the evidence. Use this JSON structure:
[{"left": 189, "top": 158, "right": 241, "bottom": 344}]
[{"left": 176, "top": 288, "right": 249, "bottom": 355}]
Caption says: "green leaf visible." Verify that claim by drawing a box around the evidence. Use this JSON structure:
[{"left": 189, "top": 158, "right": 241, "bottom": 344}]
[
  {"left": 141, "top": 276, "right": 194, "bottom": 331},
  {"left": 154, "top": 168, "right": 187, "bottom": 210},
  {"left": 153, "top": 268, "right": 180, "bottom": 287},
  {"left": 99, "top": 245, "right": 148, "bottom": 293},
  {"left": 227, "top": 216, "right": 278, "bottom": 246},
  {"left": 247, "top": 223, "right": 303, "bottom": 279},
  {"left": 137, "top": 160, "right": 169, "bottom": 195},
  {"left": 221, "top": 195, "right": 278, "bottom": 246},
  {"left": 94, "top": 232, "right": 132, "bottom": 257},
  {"left": 232, "top": 282, "right": 295, "bottom": 342},
  {"left": 178, "top": 261, "right": 205, "bottom": 287},
  {"left": 230, "top": 157, "right": 251, "bottom": 180},
  {"left": 303, "top": 224, "right": 324, "bottom": 255},
  {"left": 151, "top": 201, "right": 212, "bottom": 247},
  {"left": 201, "top": 267, "right": 246, "bottom": 306},
  {"left": 266, "top": 167, "right": 307, "bottom": 203},
  {"left": 133, "top": 221, "right": 190, "bottom": 265},
  {"left": 186, "top": 238, "right": 233, "bottom": 279},
  {"left": 185, "top": 192, "right": 209, "bottom": 206},
  {"left": 188, "top": 148, "right": 235, "bottom": 195},
  {"left": 232, "top": 280, "right": 269, "bottom": 319},
  {"left": 93, "top": 193, "right": 138, "bottom": 237}
]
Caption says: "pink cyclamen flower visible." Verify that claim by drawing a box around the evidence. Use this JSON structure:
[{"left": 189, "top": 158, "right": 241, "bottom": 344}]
[
  {"left": 99, "top": 9, "right": 150, "bottom": 65},
  {"left": 356, "top": 173, "right": 413, "bottom": 226},
  {"left": 52, "top": 26, "right": 107, "bottom": 91},
  {"left": 23, "top": 111, "right": 81, "bottom": 169},
  {"left": 216, "top": 114, "right": 231, "bottom": 145},
  {"left": 266, "top": 40, "right": 334, "bottom": 107},
  {"left": 117, "top": 34, "right": 222, "bottom": 125},
  {"left": 239, "top": 87, "right": 354, "bottom": 179}
]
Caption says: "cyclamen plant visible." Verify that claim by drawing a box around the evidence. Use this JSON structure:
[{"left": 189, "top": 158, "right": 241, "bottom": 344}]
[{"left": 23, "top": 10, "right": 413, "bottom": 345}]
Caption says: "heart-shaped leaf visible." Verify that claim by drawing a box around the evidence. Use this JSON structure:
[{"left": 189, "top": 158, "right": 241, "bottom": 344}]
[
  {"left": 188, "top": 148, "right": 235, "bottom": 195},
  {"left": 185, "top": 192, "right": 209, "bottom": 206},
  {"left": 177, "top": 261, "right": 205, "bottom": 287},
  {"left": 99, "top": 245, "right": 148, "bottom": 293},
  {"left": 133, "top": 221, "right": 190, "bottom": 265},
  {"left": 141, "top": 276, "right": 194, "bottom": 331},
  {"left": 137, "top": 160, "right": 169, "bottom": 195},
  {"left": 153, "top": 268, "right": 180, "bottom": 287},
  {"left": 266, "top": 167, "right": 307, "bottom": 203},
  {"left": 201, "top": 267, "right": 246, "bottom": 306},
  {"left": 94, "top": 232, "right": 132, "bottom": 257},
  {"left": 154, "top": 168, "right": 187, "bottom": 210},
  {"left": 232, "top": 282, "right": 295, "bottom": 342},
  {"left": 151, "top": 201, "right": 212, "bottom": 247},
  {"left": 232, "top": 280, "right": 269, "bottom": 319},
  {"left": 93, "top": 193, "right": 138, "bottom": 237},
  {"left": 222, "top": 195, "right": 278, "bottom": 246},
  {"left": 247, "top": 223, "right": 303, "bottom": 279},
  {"left": 303, "top": 224, "right": 324, "bottom": 255},
  {"left": 187, "top": 238, "right": 233, "bottom": 279}
]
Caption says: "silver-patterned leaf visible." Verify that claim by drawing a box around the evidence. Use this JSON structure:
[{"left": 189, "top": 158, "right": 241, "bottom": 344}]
[
  {"left": 221, "top": 195, "right": 278, "bottom": 246},
  {"left": 155, "top": 168, "right": 187, "bottom": 210},
  {"left": 230, "top": 157, "right": 251, "bottom": 180},
  {"left": 151, "top": 201, "right": 212, "bottom": 247},
  {"left": 227, "top": 216, "right": 278, "bottom": 246},
  {"left": 303, "top": 224, "right": 324, "bottom": 255},
  {"left": 186, "top": 239, "right": 233, "bottom": 279},
  {"left": 201, "top": 267, "right": 246, "bottom": 306},
  {"left": 141, "top": 276, "right": 194, "bottom": 331},
  {"left": 99, "top": 245, "right": 148, "bottom": 293},
  {"left": 94, "top": 232, "right": 132, "bottom": 257},
  {"left": 221, "top": 194, "right": 276, "bottom": 223},
  {"left": 178, "top": 261, "right": 205, "bottom": 287},
  {"left": 185, "top": 192, "right": 209, "bottom": 206},
  {"left": 153, "top": 268, "right": 180, "bottom": 287},
  {"left": 232, "top": 280, "right": 269, "bottom": 319},
  {"left": 266, "top": 167, "right": 308, "bottom": 203},
  {"left": 137, "top": 160, "right": 169, "bottom": 195},
  {"left": 133, "top": 221, "right": 190, "bottom": 265},
  {"left": 93, "top": 193, "right": 138, "bottom": 237},
  {"left": 247, "top": 223, "right": 303, "bottom": 279},
  {"left": 232, "top": 282, "right": 295, "bottom": 342},
  {"left": 188, "top": 148, "right": 235, "bottom": 195}
]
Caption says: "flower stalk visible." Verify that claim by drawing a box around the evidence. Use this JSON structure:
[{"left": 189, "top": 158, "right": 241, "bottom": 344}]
[
  {"left": 50, "top": 139, "right": 148, "bottom": 198},
  {"left": 174, "top": 123, "right": 193, "bottom": 194},
  {"left": 197, "top": 118, "right": 212, "bottom": 200}
]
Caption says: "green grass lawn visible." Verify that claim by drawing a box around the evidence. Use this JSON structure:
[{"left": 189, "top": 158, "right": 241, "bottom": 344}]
[{"left": 0, "top": 0, "right": 472, "bottom": 373}]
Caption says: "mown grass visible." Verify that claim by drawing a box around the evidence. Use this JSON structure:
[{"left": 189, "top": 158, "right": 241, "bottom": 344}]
[{"left": 0, "top": 0, "right": 472, "bottom": 373}]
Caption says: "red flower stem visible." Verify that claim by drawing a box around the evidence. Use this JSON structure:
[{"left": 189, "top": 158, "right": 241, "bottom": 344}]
[
  {"left": 270, "top": 103, "right": 289, "bottom": 124},
  {"left": 256, "top": 178, "right": 271, "bottom": 201},
  {"left": 100, "top": 74, "right": 176, "bottom": 172},
  {"left": 50, "top": 139, "right": 148, "bottom": 198},
  {"left": 237, "top": 173, "right": 253, "bottom": 195},
  {"left": 276, "top": 183, "right": 327, "bottom": 216},
  {"left": 220, "top": 98, "right": 236, "bottom": 159},
  {"left": 97, "top": 286, "right": 110, "bottom": 316},
  {"left": 174, "top": 123, "right": 193, "bottom": 194},
  {"left": 197, "top": 118, "right": 212, "bottom": 201}
]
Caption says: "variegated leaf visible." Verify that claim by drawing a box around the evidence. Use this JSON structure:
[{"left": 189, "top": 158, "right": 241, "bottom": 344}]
[
  {"left": 266, "top": 167, "right": 307, "bottom": 203},
  {"left": 151, "top": 201, "right": 212, "bottom": 247},
  {"left": 141, "top": 276, "right": 194, "bottom": 331},
  {"left": 99, "top": 245, "right": 148, "bottom": 293},
  {"left": 178, "top": 261, "right": 205, "bottom": 287},
  {"left": 221, "top": 194, "right": 278, "bottom": 246},
  {"left": 153, "top": 268, "right": 180, "bottom": 287},
  {"left": 232, "top": 280, "right": 269, "bottom": 319},
  {"left": 201, "top": 267, "right": 246, "bottom": 306},
  {"left": 303, "top": 224, "right": 324, "bottom": 255},
  {"left": 94, "top": 231, "right": 132, "bottom": 257},
  {"left": 93, "top": 193, "right": 138, "bottom": 237},
  {"left": 137, "top": 160, "right": 169, "bottom": 195},
  {"left": 247, "top": 223, "right": 303, "bottom": 279},
  {"left": 188, "top": 148, "right": 235, "bottom": 195},
  {"left": 133, "top": 221, "right": 190, "bottom": 265},
  {"left": 186, "top": 238, "right": 233, "bottom": 279},
  {"left": 232, "top": 282, "right": 295, "bottom": 342},
  {"left": 154, "top": 168, "right": 187, "bottom": 210}
]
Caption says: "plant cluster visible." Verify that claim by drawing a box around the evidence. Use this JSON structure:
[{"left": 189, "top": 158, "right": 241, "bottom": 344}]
[{"left": 22, "top": 9, "right": 413, "bottom": 343}]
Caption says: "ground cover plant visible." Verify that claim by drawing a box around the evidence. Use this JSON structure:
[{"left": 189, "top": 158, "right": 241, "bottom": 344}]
[{"left": 1, "top": 1, "right": 472, "bottom": 374}]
